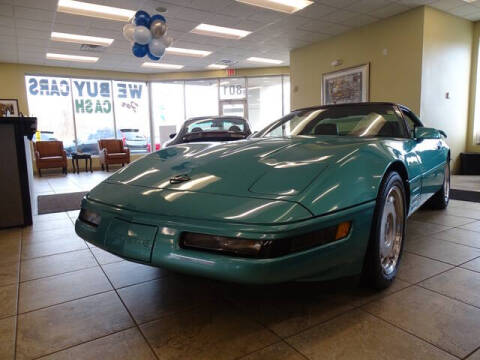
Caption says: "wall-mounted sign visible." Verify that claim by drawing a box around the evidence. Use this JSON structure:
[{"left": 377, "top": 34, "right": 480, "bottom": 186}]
[{"left": 219, "top": 78, "right": 246, "bottom": 100}]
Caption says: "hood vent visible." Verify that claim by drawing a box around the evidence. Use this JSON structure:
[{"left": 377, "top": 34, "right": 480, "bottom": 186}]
[{"left": 80, "top": 44, "right": 106, "bottom": 53}]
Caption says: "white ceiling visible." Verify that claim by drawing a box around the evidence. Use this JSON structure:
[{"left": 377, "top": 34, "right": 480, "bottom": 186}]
[{"left": 0, "top": 0, "right": 478, "bottom": 73}]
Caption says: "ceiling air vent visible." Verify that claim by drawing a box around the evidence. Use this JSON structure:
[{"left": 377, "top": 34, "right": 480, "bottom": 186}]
[
  {"left": 218, "top": 59, "right": 238, "bottom": 67},
  {"left": 79, "top": 44, "right": 107, "bottom": 53}
]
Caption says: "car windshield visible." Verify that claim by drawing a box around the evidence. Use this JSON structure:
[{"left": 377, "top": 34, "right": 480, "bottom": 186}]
[
  {"left": 120, "top": 129, "right": 144, "bottom": 140},
  {"left": 185, "top": 118, "right": 246, "bottom": 134},
  {"left": 255, "top": 104, "right": 407, "bottom": 138}
]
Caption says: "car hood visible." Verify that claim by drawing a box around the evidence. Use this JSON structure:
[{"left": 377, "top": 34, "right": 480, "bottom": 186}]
[{"left": 106, "top": 136, "right": 374, "bottom": 200}]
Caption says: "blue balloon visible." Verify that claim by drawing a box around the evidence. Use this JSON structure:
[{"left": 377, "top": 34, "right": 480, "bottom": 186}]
[
  {"left": 147, "top": 48, "right": 160, "bottom": 61},
  {"left": 150, "top": 14, "right": 166, "bottom": 24},
  {"left": 132, "top": 43, "right": 148, "bottom": 58},
  {"left": 135, "top": 10, "right": 150, "bottom": 27}
]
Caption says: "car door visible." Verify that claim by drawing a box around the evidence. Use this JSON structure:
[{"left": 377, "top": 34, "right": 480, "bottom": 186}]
[{"left": 401, "top": 108, "right": 445, "bottom": 207}]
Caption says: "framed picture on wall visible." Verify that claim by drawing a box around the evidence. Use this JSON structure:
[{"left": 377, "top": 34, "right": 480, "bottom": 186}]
[
  {"left": 0, "top": 99, "right": 19, "bottom": 117},
  {"left": 322, "top": 64, "right": 370, "bottom": 105}
]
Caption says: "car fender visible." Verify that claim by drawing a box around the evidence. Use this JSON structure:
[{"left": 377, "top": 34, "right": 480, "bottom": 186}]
[{"left": 297, "top": 140, "right": 410, "bottom": 216}]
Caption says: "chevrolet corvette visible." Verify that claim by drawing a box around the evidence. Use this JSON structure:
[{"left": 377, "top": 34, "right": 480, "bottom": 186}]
[{"left": 76, "top": 102, "right": 450, "bottom": 288}]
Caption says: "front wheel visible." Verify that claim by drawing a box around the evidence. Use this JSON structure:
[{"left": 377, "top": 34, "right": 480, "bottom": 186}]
[
  {"left": 363, "top": 172, "right": 406, "bottom": 289},
  {"left": 427, "top": 163, "right": 450, "bottom": 209}
]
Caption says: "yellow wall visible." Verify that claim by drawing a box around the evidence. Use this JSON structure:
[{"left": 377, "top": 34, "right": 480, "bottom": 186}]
[
  {"left": 420, "top": 7, "right": 473, "bottom": 169},
  {"left": 290, "top": 7, "right": 425, "bottom": 113},
  {"left": 467, "top": 21, "right": 480, "bottom": 153},
  {"left": 291, "top": 6, "right": 475, "bottom": 171}
]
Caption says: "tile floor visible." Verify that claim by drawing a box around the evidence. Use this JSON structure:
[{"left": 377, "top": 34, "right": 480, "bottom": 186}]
[{"left": 1, "top": 200, "right": 480, "bottom": 359}]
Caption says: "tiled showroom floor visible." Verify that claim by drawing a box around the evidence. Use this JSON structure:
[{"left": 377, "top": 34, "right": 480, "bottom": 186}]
[{"left": 1, "top": 200, "right": 480, "bottom": 360}]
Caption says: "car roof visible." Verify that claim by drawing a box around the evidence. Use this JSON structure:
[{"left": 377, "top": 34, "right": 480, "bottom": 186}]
[
  {"left": 184, "top": 116, "right": 248, "bottom": 126},
  {"left": 294, "top": 102, "right": 412, "bottom": 113}
]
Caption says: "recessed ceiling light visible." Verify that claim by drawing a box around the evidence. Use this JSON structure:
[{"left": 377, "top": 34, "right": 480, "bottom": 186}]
[
  {"left": 46, "top": 52, "right": 99, "bottom": 63},
  {"left": 165, "top": 47, "right": 212, "bottom": 57},
  {"left": 247, "top": 56, "right": 283, "bottom": 64},
  {"left": 207, "top": 64, "right": 228, "bottom": 69},
  {"left": 57, "top": 0, "right": 135, "bottom": 21},
  {"left": 191, "top": 23, "right": 251, "bottom": 39},
  {"left": 51, "top": 32, "right": 114, "bottom": 47},
  {"left": 236, "top": 0, "right": 313, "bottom": 14},
  {"left": 141, "top": 62, "right": 184, "bottom": 69}
]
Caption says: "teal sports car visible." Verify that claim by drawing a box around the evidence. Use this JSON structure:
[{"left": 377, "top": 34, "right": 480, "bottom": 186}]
[{"left": 76, "top": 103, "right": 450, "bottom": 289}]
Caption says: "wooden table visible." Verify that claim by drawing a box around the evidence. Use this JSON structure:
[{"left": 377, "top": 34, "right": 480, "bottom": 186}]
[{"left": 71, "top": 153, "right": 92, "bottom": 174}]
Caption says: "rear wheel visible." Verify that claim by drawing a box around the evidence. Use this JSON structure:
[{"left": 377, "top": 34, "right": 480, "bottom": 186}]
[
  {"left": 427, "top": 163, "right": 450, "bottom": 210},
  {"left": 363, "top": 172, "right": 406, "bottom": 289}
]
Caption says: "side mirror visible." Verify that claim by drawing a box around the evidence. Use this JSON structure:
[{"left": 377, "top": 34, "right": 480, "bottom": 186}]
[
  {"left": 414, "top": 127, "right": 441, "bottom": 140},
  {"left": 169, "top": 133, "right": 176, "bottom": 139}
]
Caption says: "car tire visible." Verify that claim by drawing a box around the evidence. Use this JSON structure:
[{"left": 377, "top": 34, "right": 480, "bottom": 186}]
[
  {"left": 426, "top": 162, "right": 450, "bottom": 210},
  {"left": 363, "top": 171, "right": 406, "bottom": 289}
]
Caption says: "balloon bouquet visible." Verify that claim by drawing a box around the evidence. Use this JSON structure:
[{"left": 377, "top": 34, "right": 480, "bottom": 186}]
[{"left": 122, "top": 10, "right": 173, "bottom": 60}]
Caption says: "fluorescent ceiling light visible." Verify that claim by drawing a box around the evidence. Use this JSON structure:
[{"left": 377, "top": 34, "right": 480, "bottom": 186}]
[
  {"left": 57, "top": 0, "right": 135, "bottom": 21},
  {"left": 141, "top": 62, "right": 184, "bottom": 69},
  {"left": 51, "top": 32, "right": 114, "bottom": 47},
  {"left": 165, "top": 47, "right": 212, "bottom": 57},
  {"left": 46, "top": 52, "right": 99, "bottom": 63},
  {"left": 236, "top": 0, "right": 313, "bottom": 13},
  {"left": 191, "top": 23, "right": 251, "bottom": 39},
  {"left": 207, "top": 64, "right": 228, "bottom": 69},
  {"left": 247, "top": 56, "right": 283, "bottom": 64}
]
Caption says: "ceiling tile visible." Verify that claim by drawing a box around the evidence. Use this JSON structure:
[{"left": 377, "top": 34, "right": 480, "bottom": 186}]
[
  {"left": 295, "top": 3, "right": 337, "bottom": 19},
  {"left": 448, "top": 3, "right": 477, "bottom": 16},
  {"left": 15, "top": 18, "right": 52, "bottom": 31},
  {"left": 299, "top": 20, "right": 350, "bottom": 35},
  {"left": 14, "top": 0, "right": 58, "bottom": 10},
  {"left": 0, "top": 15, "right": 14, "bottom": 27},
  {"left": 429, "top": 0, "right": 465, "bottom": 11},
  {"left": 14, "top": 6, "right": 55, "bottom": 21},
  {"left": 346, "top": 0, "right": 394, "bottom": 14},
  {"left": 370, "top": 3, "right": 411, "bottom": 18},
  {"left": 0, "top": 4, "right": 13, "bottom": 16}
]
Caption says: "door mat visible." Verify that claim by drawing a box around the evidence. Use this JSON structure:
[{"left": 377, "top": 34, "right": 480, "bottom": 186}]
[
  {"left": 37, "top": 191, "right": 87, "bottom": 214},
  {"left": 450, "top": 189, "right": 480, "bottom": 203}
]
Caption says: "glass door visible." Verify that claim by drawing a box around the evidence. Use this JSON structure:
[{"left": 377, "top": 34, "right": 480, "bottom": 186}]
[{"left": 219, "top": 100, "right": 247, "bottom": 118}]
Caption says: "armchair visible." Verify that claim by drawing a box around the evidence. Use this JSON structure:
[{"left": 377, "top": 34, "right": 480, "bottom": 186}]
[
  {"left": 98, "top": 139, "right": 130, "bottom": 172},
  {"left": 33, "top": 141, "right": 67, "bottom": 176}
]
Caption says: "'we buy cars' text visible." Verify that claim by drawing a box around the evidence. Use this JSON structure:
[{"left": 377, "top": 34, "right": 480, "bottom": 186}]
[{"left": 27, "top": 78, "right": 143, "bottom": 114}]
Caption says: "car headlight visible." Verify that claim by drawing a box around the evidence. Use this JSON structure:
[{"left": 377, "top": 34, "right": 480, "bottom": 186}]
[
  {"left": 180, "top": 221, "right": 351, "bottom": 259},
  {"left": 79, "top": 208, "right": 101, "bottom": 227}
]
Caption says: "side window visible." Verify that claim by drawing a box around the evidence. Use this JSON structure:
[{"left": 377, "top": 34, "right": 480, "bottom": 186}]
[{"left": 402, "top": 111, "right": 417, "bottom": 137}]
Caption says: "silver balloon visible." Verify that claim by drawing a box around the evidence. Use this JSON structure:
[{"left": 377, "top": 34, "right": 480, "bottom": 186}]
[
  {"left": 133, "top": 25, "right": 152, "bottom": 45},
  {"left": 150, "top": 19, "right": 167, "bottom": 39},
  {"left": 122, "top": 23, "right": 136, "bottom": 42},
  {"left": 161, "top": 35, "right": 173, "bottom": 48},
  {"left": 149, "top": 38, "right": 166, "bottom": 57}
]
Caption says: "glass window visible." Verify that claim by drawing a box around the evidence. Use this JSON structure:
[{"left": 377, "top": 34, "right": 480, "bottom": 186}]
[
  {"left": 71, "top": 78, "right": 115, "bottom": 155},
  {"left": 185, "top": 79, "right": 219, "bottom": 119},
  {"left": 219, "top": 78, "right": 246, "bottom": 100},
  {"left": 247, "top": 76, "right": 283, "bottom": 131},
  {"left": 113, "top": 81, "right": 150, "bottom": 153},
  {"left": 151, "top": 81, "right": 185, "bottom": 149},
  {"left": 283, "top": 75, "right": 290, "bottom": 115},
  {"left": 25, "top": 75, "right": 76, "bottom": 155},
  {"left": 256, "top": 104, "right": 408, "bottom": 138}
]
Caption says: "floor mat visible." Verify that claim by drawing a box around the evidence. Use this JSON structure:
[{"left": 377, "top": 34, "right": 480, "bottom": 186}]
[
  {"left": 37, "top": 191, "right": 88, "bottom": 214},
  {"left": 450, "top": 189, "right": 480, "bottom": 203}
]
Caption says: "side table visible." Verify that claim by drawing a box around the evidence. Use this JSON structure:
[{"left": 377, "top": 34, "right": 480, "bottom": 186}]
[{"left": 71, "top": 153, "right": 92, "bottom": 174}]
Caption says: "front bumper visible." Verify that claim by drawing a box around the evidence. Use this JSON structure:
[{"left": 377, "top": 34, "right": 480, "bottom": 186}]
[{"left": 76, "top": 197, "right": 375, "bottom": 284}]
